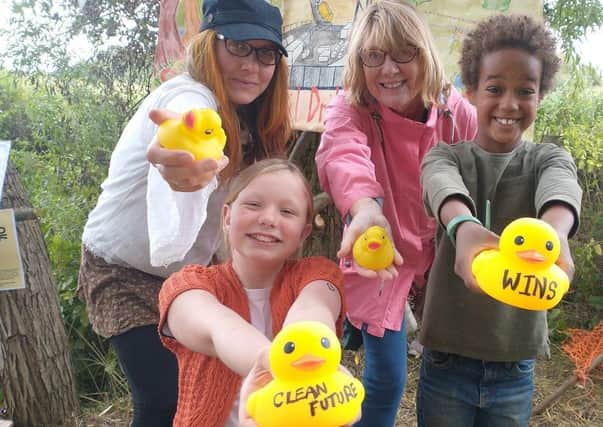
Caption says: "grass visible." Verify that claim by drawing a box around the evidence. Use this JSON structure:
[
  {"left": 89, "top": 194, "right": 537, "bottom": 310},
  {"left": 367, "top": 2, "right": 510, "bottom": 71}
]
[{"left": 74, "top": 342, "right": 602, "bottom": 426}]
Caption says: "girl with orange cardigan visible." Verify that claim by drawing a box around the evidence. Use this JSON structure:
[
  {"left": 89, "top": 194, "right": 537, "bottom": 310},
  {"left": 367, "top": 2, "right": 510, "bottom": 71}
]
[{"left": 159, "top": 159, "right": 348, "bottom": 426}]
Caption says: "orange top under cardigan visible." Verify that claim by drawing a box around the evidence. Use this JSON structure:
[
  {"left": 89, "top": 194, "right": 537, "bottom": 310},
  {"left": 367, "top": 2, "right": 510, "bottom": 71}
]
[{"left": 158, "top": 256, "right": 345, "bottom": 427}]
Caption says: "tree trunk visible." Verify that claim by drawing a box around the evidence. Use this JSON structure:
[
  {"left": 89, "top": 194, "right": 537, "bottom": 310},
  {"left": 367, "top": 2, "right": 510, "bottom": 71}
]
[
  {"left": 0, "top": 163, "right": 79, "bottom": 426},
  {"left": 289, "top": 131, "right": 342, "bottom": 261}
]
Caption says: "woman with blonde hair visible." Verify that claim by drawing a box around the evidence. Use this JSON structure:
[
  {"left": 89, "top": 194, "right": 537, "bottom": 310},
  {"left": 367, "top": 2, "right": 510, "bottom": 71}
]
[
  {"left": 315, "top": 1, "right": 477, "bottom": 425},
  {"left": 78, "top": 1, "right": 291, "bottom": 425}
]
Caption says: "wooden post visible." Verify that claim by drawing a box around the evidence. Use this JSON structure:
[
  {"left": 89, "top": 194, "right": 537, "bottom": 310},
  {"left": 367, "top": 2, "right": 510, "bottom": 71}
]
[{"left": 0, "top": 163, "right": 79, "bottom": 426}]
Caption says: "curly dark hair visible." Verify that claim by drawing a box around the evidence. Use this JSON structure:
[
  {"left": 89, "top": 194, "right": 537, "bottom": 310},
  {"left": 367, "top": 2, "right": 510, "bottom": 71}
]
[{"left": 460, "top": 14, "right": 560, "bottom": 94}]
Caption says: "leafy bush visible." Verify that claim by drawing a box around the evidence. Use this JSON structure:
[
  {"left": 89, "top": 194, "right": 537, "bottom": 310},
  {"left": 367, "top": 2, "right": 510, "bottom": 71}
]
[
  {"left": 535, "top": 65, "right": 603, "bottom": 331},
  {"left": 0, "top": 69, "right": 138, "bottom": 396}
]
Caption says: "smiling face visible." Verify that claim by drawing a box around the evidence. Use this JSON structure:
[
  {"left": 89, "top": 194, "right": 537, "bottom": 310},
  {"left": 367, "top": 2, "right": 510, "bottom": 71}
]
[
  {"left": 467, "top": 48, "right": 542, "bottom": 153},
  {"left": 361, "top": 40, "right": 424, "bottom": 119},
  {"left": 216, "top": 38, "right": 277, "bottom": 106},
  {"left": 223, "top": 170, "right": 312, "bottom": 268}
]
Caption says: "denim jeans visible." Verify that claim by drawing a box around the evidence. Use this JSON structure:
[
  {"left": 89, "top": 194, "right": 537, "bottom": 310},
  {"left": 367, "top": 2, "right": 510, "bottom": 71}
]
[
  {"left": 111, "top": 324, "right": 178, "bottom": 427},
  {"left": 354, "top": 321, "right": 407, "bottom": 427},
  {"left": 416, "top": 348, "right": 535, "bottom": 427}
]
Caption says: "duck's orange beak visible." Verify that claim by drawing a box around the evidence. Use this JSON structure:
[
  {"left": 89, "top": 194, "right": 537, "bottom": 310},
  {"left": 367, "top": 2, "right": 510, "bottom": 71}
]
[
  {"left": 291, "top": 354, "right": 325, "bottom": 371},
  {"left": 516, "top": 250, "right": 545, "bottom": 263}
]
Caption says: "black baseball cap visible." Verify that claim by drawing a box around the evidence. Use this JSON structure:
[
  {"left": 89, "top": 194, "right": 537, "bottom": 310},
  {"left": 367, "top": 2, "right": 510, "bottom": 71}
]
[{"left": 200, "top": 0, "right": 288, "bottom": 57}]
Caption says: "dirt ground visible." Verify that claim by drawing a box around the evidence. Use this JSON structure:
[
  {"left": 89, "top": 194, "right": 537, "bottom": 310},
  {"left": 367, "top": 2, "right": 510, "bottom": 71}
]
[
  {"left": 76, "top": 343, "right": 601, "bottom": 426},
  {"left": 341, "top": 344, "right": 602, "bottom": 427}
]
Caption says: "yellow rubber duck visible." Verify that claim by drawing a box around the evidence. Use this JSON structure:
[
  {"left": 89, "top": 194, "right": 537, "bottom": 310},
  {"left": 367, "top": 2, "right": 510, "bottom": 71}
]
[
  {"left": 157, "top": 108, "right": 226, "bottom": 160},
  {"left": 246, "top": 321, "right": 364, "bottom": 427},
  {"left": 352, "top": 225, "right": 394, "bottom": 270},
  {"left": 472, "top": 217, "right": 569, "bottom": 311}
]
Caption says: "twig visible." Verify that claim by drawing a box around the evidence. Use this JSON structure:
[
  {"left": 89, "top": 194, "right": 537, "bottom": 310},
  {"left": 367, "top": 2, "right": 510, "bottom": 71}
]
[
  {"left": 313, "top": 192, "right": 332, "bottom": 214},
  {"left": 533, "top": 352, "right": 603, "bottom": 415}
]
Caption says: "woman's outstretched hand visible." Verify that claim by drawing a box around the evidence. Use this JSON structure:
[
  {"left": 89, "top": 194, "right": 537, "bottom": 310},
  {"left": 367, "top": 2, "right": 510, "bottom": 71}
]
[
  {"left": 338, "top": 198, "right": 403, "bottom": 282},
  {"left": 146, "top": 109, "right": 229, "bottom": 192}
]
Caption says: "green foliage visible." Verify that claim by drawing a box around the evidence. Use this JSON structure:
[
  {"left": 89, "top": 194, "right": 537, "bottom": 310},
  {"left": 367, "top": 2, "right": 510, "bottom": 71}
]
[
  {"left": 0, "top": 69, "right": 132, "bottom": 396},
  {"left": 544, "top": 0, "right": 603, "bottom": 60},
  {"left": 535, "top": 64, "right": 603, "bottom": 332},
  {"left": 2, "top": 0, "right": 158, "bottom": 113}
]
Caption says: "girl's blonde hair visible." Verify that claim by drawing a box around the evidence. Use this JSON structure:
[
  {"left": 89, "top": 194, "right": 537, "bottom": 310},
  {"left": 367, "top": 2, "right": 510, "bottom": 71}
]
[
  {"left": 344, "top": 0, "right": 447, "bottom": 109},
  {"left": 186, "top": 30, "right": 292, "bottom": 180},
  {"left": 224, "top": 158, "right": 314, "bottom": 226}
]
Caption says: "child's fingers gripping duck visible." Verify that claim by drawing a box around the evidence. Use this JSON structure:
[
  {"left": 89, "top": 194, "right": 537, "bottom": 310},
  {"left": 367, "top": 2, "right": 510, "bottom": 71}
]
[
  {"left": 239, "top": 346, "right": 273, "bottom": 427},
  {"left": 540, "top": 204, "right": 577, "bottom": 281},
  {"left": 454, "top": 221, "right": 499, "bottom": 294},
  {"left": 554, "top": 234, "right": 575, "bottom": 281},
  {"left": 338, "top": 198, "right": 403, "bottom": 282}
]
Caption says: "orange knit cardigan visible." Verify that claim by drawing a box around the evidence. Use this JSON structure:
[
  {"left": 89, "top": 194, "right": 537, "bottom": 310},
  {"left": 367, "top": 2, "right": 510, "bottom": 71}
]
[{"left": 158, "top": 256, "right": 345, "bottom": 427}]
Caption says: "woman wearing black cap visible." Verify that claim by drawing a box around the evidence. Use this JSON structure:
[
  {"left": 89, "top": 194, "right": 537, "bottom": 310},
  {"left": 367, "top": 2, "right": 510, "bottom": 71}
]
[{"left": 77, "top": 1, "right": 291, "bottom": 425}]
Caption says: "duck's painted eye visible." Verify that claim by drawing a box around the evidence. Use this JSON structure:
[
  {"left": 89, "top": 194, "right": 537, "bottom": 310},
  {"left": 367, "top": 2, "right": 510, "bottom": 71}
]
[
  {"left": 514, "top": 236, "right": 525, "bottom": 245},
  {"left": 284, "top": 341, "right": 295, "bottom": 354},
  {"left": 320, "top": 337, "right": 331, "bottom": 349},
  {"left": 546, "top": 241, "right": 554, "bottom": 251}
]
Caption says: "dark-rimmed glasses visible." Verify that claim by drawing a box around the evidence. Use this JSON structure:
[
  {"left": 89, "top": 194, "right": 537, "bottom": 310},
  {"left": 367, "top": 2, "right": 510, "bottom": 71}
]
[
  {"left": 217, "top": 34, "right": 281, "bottom": 66},
  {"left": 359, "top": 46, "right": 418, "bottom": 67}
]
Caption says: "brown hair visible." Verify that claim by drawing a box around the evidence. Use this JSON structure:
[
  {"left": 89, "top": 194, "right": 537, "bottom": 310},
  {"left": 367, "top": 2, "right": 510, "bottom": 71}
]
[
  {"left": 344, "top": 0, "right": 446, "bottom": 108},
  {"left": 460, "top": 14, "right": 560, "bottom": 94},
  {"left": 186, "top": 30, "right": 292, "bottom": 179}
]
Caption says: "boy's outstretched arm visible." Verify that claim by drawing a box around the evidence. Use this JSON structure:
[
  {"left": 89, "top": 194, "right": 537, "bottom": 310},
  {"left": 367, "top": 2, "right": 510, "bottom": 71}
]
[
  {"left": 540, "top": 202, "right": 577, "bottom": 281},
  {"left": 439, "top": 197, "right": 499, "bottom": 293}
]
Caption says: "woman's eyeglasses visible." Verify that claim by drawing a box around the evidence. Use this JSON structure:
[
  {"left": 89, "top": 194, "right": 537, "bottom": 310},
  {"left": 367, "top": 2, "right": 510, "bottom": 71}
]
[
  {"left": 359, "top": 46, "right": 418, "bottom": 67},
  {"left": 217, "top": 34, "right": 281, "bottom": 66}
]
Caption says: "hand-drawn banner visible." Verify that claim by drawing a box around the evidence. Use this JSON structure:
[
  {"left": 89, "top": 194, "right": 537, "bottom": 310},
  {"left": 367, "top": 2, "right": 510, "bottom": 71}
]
[{"left": 157, "top": 0, "right": 542, "bottom": 131}]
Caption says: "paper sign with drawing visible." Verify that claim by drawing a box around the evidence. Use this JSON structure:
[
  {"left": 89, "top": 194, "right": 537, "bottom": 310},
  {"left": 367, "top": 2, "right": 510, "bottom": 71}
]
[{"left": 156, "top": 0, "right": 542, "bottom": 131}]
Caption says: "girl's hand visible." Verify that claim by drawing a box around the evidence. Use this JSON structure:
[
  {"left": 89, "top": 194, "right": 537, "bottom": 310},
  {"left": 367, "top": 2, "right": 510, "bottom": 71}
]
[
  {"left": 146, "top": 108, "right": 229, "bottom": 192},
  {"left": 238, "top": 349, "right": 361, "bottom": 427},
  {"left": 454, "top": 222, "right": 499, "bottom": 293},
  {"left": 337, "top": 364, "right": 362, "bottom": 426},
  {"left": 239, "top": 347, "right": 272, "bottom": 427},
  {"left": 338, "top": 198, "right": 403, "bottom": 281}
]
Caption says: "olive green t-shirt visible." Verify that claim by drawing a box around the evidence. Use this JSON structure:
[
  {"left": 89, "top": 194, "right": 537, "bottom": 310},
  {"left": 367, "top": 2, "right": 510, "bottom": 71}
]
[{"left": 419, "top": 140, "right": 582, "bottom": 361}]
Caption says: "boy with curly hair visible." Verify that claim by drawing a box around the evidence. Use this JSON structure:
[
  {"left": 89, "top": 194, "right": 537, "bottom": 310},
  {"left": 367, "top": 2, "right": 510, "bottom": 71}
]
[{"left": 417, "top": 14, "right": 582, "bottom": 426}]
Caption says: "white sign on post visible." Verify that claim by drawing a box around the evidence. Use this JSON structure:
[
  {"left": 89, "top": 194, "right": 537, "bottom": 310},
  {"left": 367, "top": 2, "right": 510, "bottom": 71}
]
[{"left": 0, "top": 141, "right": 10, "bottom": 204}]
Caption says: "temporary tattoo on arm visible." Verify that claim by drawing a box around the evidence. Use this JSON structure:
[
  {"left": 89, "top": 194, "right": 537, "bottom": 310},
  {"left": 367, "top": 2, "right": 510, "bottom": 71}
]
[{"left": 325, "top": 282, "right": 336, "bottom": 292}]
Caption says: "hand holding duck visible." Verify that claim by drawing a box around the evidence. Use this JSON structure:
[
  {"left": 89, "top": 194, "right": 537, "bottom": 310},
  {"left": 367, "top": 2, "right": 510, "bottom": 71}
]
[
  {"left": 246, "top": 321, "right": 364, "bottom": 427},
  {"left": 472, "top": 218, "right": 570, "bottom": 310}
]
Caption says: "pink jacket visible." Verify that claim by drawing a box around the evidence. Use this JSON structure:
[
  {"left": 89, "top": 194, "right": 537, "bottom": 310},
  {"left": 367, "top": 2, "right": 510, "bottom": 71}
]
[{"left": 316, "top": 89, "right": 477, "bottom": 336}]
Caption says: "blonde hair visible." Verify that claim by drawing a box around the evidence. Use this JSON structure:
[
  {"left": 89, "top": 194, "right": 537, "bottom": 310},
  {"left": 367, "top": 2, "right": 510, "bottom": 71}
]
[
  {"left": 344, "top": 0, "right": 447, "bottom": 109},
  {"left": 185, "top": 30, "right": 292, "bottom": 180}
]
